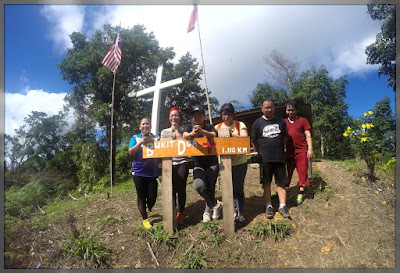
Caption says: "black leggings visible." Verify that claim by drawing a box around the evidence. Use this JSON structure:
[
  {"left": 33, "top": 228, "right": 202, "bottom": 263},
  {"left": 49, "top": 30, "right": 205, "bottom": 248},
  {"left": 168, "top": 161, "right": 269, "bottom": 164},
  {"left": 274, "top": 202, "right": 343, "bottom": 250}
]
[
  {"left": 133, "top": 175, "right": 158, "bottom": 220},
  {"left": 173, "top": 162, "right": 189, "bottom": 213}
]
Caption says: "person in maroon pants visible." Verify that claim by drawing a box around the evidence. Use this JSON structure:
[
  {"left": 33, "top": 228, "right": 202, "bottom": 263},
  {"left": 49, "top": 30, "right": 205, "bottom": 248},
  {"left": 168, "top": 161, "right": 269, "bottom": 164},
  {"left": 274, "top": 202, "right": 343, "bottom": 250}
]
[{"left": 285, "top": 101, "right": 314, "bottom": 205}]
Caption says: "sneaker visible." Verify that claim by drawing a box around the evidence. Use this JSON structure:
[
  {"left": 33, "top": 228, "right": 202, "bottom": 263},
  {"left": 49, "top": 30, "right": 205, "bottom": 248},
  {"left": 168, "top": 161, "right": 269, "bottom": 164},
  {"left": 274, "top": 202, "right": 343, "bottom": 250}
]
[
  {"left": 203, "top": 212, "right": 211, "bottom": 222},
  {"left": 146, "top": 207, "right": 151, "bottom": 215},
  {"left": 271, "top": 192, "right": 278, "bottom": 199},
  {"left": 176, "top": 212, "right": 184, "bottom": 224},
  {"left": 212, "top": 201, "right": 222, "bottom": 220},
  {"left": 142, "top": 218, "right": 152, "bottom": 229},
  {"left": 278, "top": 206, "right": 291, "bottom": 219},
  {"left": 265, "top": 206, "right": 274, "bottom": 219},
  {"left": 236, "top": 215, "right": 245, "bottom": 222},
  {"left": 296, "top": 193, "right": 304, "bottom": 205}
]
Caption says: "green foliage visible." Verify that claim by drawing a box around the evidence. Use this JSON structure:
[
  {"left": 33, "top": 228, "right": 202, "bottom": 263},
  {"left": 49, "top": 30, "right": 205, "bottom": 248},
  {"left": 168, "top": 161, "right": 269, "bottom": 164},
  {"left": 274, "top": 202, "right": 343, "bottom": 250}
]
[
  {"left": 382, "top": 157, "right": 396, "bottom": 177},
  {"left": 72, "top": 143, "right": 108, "bottom": 192},
  {"left": 366, "top": 4, "right": 396, "bottom": 91},
  {"left": 248, "top": 220, "right": 293, "bottom": 242},
  {"left": 61, "top": 228, "right": 111, "bottom": 268},
  {"left": 160, "top": 52, "right": 219, "bottom": 125},
  {"left": 138, "top": 223, "right": 175, "bottom": 246},
  {"left": 4, "top": 110, "right": 68, "bottom": 172},
  {"left": 5, "top": 174, "right": 75, "bottom": 218},
  {"left": 249, "top": 82, "right": 288, "bottom": 107},
  {"left": 343, "top": 110, "right": 385, "bottom": 180},
  {"left": 292, "top": 65, "right": 350, "bottom": 159},
  {"left": 95, "top": 215, "right": 124, "bottom": 227},
  {"left": 315, "top": 183, "right": 333, "bottom": 202},
  {"left": 201, "top": 221, "right": 221, "bottom": 232},
  {"left": 114, "top": 144, "right": 131, "bottom": 183},
  {"left": 174, "top": 248, "right": 208, "bottom": 269}
]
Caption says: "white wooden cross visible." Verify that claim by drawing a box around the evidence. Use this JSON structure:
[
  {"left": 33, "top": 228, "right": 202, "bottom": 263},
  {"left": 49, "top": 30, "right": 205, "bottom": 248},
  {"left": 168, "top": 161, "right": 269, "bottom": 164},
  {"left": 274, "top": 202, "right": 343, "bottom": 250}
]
[{"left": 128, "top": 66, "right": 182, "bottom": 135}]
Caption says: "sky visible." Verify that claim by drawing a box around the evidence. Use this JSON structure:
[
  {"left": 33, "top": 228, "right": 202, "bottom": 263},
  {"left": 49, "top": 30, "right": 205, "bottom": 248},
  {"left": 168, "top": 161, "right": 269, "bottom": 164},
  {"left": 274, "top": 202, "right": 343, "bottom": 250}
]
[{"left": 3, "top": 3, "right": 396, "bottom": 136}]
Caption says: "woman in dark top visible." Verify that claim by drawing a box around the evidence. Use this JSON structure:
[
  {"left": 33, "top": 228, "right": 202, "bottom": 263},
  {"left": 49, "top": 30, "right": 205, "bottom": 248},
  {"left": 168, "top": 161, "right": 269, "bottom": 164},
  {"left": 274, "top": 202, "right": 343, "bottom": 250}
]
[{"left": 182, "top": 106, "right": 221, "bottom": 222}]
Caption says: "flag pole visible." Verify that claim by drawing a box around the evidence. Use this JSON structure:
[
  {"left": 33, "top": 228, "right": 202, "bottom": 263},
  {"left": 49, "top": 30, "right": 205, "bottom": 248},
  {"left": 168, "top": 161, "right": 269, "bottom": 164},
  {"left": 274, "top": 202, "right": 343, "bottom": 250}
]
[
  {"left": 195, "top": 9, "right": 213, "bottom": 125},
  {"left": 109, "top": 71, "right": 116, "bottom": 198}
]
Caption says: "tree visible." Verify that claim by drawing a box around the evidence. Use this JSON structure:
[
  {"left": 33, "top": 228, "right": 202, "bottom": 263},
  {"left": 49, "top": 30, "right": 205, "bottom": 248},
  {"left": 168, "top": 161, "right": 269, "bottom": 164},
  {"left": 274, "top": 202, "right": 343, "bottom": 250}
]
[
  {"left": 5, "top": 111, "right": 68, "bottom": 171},
  {"left": 159, "top": 52, "right": 219, "bottom": 126},
  {"left": 249, "top": 82, "right": 288, "bottom": 107},
  {"left": 58, "top": 24, "right": 176, "bottom": 184},
  {"left": 292, "top": 65, "right": 350, "bottom": 158},
  {"left": 263, "top": 49, "right": 300, "bottom": 97},
  {"left": 371, "top": 97, "right": 396, "bottom": 157},
  {"left": 365, "top": 4, "right": 396, "bottom": 91}
]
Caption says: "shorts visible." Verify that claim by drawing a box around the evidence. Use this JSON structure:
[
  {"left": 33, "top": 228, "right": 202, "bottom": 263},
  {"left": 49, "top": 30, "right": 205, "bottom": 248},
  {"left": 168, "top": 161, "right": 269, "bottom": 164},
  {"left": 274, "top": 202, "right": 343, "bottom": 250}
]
[{"left": 260, "top": 162, "right": 288, "bottom": 186}]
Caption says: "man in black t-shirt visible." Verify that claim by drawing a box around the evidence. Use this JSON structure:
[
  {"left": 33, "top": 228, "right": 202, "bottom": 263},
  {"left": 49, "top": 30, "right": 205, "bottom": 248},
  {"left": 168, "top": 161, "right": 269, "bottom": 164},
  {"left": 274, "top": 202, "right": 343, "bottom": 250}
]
[
  {"left": 183, "top": 106, "right": 221, "bottom": 223},
  {"left": 251, "top": 99, "right": 290, "bottom": 219}
]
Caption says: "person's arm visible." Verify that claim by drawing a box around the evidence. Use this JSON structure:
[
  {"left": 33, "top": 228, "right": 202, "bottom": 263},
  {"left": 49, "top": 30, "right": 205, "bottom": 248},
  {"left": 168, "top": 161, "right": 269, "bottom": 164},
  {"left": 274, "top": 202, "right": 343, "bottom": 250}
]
[
  {"left": 128, "top": 137, "right": 143, "bottom": 157},
  {"left": 128, "top": 135, "right": 153, "bottom": 157},
  {"left": 305, "top": 130, "right": 314, "bottom": 159},
  {"left": 196, "top": 126, "right": 216, "bottom": 138}
]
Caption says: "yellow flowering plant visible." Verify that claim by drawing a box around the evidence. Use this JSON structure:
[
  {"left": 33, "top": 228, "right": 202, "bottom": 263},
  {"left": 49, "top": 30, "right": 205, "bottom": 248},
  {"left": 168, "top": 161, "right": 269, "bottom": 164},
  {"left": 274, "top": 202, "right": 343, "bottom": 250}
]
[{"left": 343, "top": 110, "right": 381, "bottom": 180}]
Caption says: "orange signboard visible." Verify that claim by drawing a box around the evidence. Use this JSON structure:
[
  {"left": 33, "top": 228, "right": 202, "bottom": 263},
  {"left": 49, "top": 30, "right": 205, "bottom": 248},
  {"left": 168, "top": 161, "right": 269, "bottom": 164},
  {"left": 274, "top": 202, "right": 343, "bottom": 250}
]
[{"left": 142, "top": 137, "right": 251, "bottom": 159}]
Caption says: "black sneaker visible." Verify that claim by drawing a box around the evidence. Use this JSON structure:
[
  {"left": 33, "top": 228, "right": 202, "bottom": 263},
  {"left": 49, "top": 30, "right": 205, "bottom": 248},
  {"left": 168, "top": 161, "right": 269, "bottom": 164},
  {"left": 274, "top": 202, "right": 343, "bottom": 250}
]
[
  {"left": 278, "top": 206, "right": 291, "bottom": 219},
  {"left": 265, "top": 206, "right": 274, "bottom": 219}
]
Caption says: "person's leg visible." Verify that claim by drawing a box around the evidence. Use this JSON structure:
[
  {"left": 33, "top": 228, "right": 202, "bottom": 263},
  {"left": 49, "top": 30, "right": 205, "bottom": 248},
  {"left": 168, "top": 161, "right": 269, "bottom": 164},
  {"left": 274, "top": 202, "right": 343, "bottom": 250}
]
[
  {"left": 206, "top": 164, "right": 219, "bottom": 211},
  {"left": 133, "top": 175, "right": 149, "bottom": 220},
  {"left": 286, "top": 153, "right": 296, "bottom": 187},
  {"left": 193, "top": 166, "right": 212, "bottom": 212},
  {"left": 176, "top": 162, "right": 189, "bottom": 213},
  {"left": 296, "top": 152, "right": 310, "bottom": 189},
  {"left": 275, "top": 163, "right": 290, "bottom": 218},
  {"left": 232, "top": 163, "right": 247, "bottom": 215},
  {"left": 146, "top": 177, "right": 158, "bottom": 212}
]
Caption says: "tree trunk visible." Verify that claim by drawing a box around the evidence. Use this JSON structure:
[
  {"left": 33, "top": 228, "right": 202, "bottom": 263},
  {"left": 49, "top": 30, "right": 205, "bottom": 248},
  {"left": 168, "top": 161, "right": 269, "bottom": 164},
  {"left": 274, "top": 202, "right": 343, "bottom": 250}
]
[{"left": 320, "top": 135, "right": 325, "bottom": 158}]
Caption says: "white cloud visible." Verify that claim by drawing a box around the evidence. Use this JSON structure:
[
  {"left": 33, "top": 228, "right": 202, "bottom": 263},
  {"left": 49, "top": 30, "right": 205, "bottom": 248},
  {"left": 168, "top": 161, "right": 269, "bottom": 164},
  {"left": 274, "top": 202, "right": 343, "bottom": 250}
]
[
  {"left": 40, "top": 5, "right": 86, "bottom": 53},
  {"left": 39, "top": 4, "right": 383, "bottom": 108},
  {"left": 5, "top": 90, "right": 74, "bottom": 136}
]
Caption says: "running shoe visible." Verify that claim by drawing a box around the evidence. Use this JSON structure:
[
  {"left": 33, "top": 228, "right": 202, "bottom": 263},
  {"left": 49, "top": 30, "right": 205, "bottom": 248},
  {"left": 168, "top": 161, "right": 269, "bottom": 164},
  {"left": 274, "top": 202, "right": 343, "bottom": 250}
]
[
  {"left": 265, "top": 206, "right": 274, "bottom": 219},
  {"left": 176, "top": 212, "right": 184, "bottom": 224},
  {"left": 203, "top": 212, "right": 211, "bottom": 222},
  {"left": 296, "top": 193, "right": 304, "bottom": 205},
  {"left": 278, "top": 206, "right": 291, "bottom": 219},
  {"left": 142, "top": 218, "right": 152, "bottom": 229},
  {"left": 212, "top": 201, "right": 222, "bottom": 220}
]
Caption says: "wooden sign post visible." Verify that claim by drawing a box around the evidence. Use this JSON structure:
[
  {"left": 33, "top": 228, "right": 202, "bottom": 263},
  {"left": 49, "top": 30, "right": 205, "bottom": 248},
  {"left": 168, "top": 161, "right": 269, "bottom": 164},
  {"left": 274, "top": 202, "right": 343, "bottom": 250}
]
[{"left": 143, "top": 135, "right": 250, "bottom": 236}]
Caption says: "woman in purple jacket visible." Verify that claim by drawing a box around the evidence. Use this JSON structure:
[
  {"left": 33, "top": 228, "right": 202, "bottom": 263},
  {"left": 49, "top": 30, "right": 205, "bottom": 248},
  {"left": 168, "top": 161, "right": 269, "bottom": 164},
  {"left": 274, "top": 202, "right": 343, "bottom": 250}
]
[{"left": 128, "top": 117, "right": 159, "bottom": 229}]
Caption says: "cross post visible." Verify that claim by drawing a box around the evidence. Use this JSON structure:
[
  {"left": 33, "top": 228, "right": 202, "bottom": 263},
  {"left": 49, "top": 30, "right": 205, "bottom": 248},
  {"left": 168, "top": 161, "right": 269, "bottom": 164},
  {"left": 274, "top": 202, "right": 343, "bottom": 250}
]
[{"left": 128, "top": 66, "right": 183, "bottom": 135}]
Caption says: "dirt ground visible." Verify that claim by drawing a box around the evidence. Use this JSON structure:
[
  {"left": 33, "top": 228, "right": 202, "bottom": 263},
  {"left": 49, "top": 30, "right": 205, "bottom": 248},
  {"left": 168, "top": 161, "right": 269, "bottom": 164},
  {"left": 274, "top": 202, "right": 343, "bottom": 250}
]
[{"left": 4, "top": 160, "right": 396, "bottom": 269}]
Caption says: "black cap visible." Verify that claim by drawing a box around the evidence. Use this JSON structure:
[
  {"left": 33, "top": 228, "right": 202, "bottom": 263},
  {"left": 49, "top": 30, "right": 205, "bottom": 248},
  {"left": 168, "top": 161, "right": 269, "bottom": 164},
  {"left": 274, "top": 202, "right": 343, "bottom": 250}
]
[{"left": 192, "top": 106, "right": 205, "bottom": 115}]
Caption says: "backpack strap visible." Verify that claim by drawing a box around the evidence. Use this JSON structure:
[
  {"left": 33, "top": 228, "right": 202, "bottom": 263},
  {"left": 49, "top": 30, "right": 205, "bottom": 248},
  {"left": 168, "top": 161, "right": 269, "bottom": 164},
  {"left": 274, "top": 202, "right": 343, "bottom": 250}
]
[{"left": 217, "top": 121, "right": 241, "bottom": 134}]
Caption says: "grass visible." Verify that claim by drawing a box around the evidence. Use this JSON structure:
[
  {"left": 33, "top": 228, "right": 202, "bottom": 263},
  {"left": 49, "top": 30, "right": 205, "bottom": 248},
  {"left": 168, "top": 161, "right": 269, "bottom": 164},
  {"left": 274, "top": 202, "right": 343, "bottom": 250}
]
[
  {"left": 32, "top": 198, "right": 86, "bottom": 229},
  {"left": 61, "top": 232, "right": 111, "bottom": 268},
  {"left": 247, "top": 220, "right": 293, "bottom": 242},
  {"left": 95, "top": 215, "right": 124, "bottom": 227},
  {"left": 60, "top": 215, "right": 111, "bottom": 268},
  {"left": 138, "top": 223, "right": 175, "bottom": 246},
  {"left": 174, "top": 248, "right": 208, "bottom": 269}
]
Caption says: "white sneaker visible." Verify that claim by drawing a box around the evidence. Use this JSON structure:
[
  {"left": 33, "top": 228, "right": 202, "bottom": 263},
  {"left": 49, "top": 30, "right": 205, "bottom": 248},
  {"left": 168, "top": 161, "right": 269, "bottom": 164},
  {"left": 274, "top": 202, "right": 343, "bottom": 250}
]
[
  {"left": 203, "top": 212, "right": 211, "bottom": 222},
  {"left": 212, "top": 201, "right": 222, "bottom": 220}
]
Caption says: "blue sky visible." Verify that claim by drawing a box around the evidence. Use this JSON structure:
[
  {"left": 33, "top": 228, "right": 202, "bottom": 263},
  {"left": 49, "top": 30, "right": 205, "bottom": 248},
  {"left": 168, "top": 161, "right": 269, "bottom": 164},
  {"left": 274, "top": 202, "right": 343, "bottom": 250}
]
[{"left": 4, "top": 4, "right": 396, "bottom": 136}]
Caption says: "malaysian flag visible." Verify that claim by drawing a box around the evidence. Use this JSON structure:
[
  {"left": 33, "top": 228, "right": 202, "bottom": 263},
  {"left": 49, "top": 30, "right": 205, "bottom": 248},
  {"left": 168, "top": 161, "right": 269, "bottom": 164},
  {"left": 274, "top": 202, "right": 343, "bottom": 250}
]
[
  {"left": 102, "top": 27, "right": 121, "bottom": 72},
  {"left": 187, "top": 4, "right": 198, "bottom": 33}
]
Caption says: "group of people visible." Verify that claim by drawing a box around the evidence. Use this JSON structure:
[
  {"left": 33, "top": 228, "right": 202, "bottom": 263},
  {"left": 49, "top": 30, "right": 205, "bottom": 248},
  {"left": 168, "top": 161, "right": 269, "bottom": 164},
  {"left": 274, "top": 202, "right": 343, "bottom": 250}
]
[
  {"left": 251, "top": 99, "right": 313, "bottom": 220},
  {"left": 128, "top": 99, "right": 313, "bottom": 230}
]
